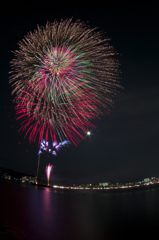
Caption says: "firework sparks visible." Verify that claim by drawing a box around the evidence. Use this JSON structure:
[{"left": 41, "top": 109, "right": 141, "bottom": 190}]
[
  {"left": 36, "top": 139, "right": 69, "bottom": 180},
  {"left": 38, "top": 139, "right": 70, "bottom": 156},
  {"left": 10, "top": 18, "right": 121, "bottom": 146},
  {"left": 45, "top": 163, "right": 54, "bottom": 185}
]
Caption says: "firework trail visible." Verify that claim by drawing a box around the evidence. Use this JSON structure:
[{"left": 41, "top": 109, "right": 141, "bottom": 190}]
[
  {"left": 10, "top": 18, "right": 120, "bottom": 146},
  {"left": 45, "top": 163, "right": 54, "bottom": 185}
]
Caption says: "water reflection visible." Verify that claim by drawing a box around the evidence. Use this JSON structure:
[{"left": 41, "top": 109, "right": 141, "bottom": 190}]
[
  {"left": 42, "top": 188, "right": 53, "bottom": 222},
  {"left": 1, "top": 181, "right": 159, "bottom": 239}
]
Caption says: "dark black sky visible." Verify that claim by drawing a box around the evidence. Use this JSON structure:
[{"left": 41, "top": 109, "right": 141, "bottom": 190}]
[{"left": 0, "top": 2, "right": 159, "bottom": 184}]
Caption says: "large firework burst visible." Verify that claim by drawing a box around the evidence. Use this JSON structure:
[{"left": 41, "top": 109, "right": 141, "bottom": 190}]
[{"left": 10, "top": 18, "right": 120, "bottom": 146}]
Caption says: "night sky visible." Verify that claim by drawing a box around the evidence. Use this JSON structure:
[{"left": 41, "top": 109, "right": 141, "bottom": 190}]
[{"left": 0, "top": 2, "right": 159, "bottom": 184}]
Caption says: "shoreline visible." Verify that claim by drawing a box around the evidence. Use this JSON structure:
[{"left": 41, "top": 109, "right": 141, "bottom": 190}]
[
  {"left": 33, "top": 182, "right": 159, "bottom": 194},
  {"left": 1, "top": 177, "right": 159, "bottom": 194}
]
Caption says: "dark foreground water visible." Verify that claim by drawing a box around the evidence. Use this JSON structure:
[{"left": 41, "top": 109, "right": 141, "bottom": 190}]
[{"left": 0, "top": 179, "right": 159, "bottom": 240}]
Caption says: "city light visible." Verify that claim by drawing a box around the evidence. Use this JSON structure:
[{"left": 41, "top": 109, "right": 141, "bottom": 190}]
[{"left": 1, "top": 168, "right": 159, "bottom": 192}]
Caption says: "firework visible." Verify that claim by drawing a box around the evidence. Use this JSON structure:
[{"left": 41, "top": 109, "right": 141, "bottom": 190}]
[
  {"left": 36, "top": 139, "right": 69, "bottom": 180},
  {"left": 10, "top": 18, "right": 120, "bottom": 146},
  {"left": 45, "top": 163, "right": 54, "bottom": 185},
  {"left": 38, "top": 139, "right": 70, "bottom": 156}
]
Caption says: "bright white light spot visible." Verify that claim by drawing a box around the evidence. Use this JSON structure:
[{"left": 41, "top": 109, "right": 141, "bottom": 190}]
[{"left": 87, "top": 131, "right": 91, "bottom": 135}]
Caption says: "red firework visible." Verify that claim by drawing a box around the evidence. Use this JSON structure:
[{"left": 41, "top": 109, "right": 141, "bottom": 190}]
[{"left": 9, "top": 19, "right": 120, "bottom": 145}]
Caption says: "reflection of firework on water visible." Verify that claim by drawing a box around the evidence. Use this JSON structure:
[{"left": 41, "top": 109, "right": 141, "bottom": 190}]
[
  {"left": 10, "top": 18, "right": 120, "bottom": 146},
  {"left": 38, "top": 139, "right": 70, "bottom": 156},
  {"left": 45, "top": 163, "right": 54, "bottom": 185}
]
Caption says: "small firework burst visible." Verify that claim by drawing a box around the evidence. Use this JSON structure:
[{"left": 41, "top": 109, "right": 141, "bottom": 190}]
[{"left": 45, "top": 163, "right": 54, "bottom": 185}]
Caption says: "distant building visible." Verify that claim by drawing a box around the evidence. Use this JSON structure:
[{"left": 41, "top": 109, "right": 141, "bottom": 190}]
[
  {"left": 137, "top": 181, "right": 142, "bottom": 185},
  {"left": 4, "top": 174, "right": 11, "bottom": 180},
  {"left": 86, "top": 184, "right": 92, "bottom": 187},
  {"left": 116, "top": 183, "right": 123, "bottom": 188},
  {"left": 143, "top": 178, "right": 150, "bottom": 183},
  {"left": 22, "top": 176, "right": 35, "bottom": 183},
  {"left": 99, "top": 182, "right": 110, "bottom": 187},
  {"left": 151, "top": 177, "right": 156, "bottom": 183}
]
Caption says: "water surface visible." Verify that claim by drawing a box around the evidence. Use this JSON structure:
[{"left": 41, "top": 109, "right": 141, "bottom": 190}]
[{"left": 0, "top": 179, "right": 158, "bottom": 239}]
